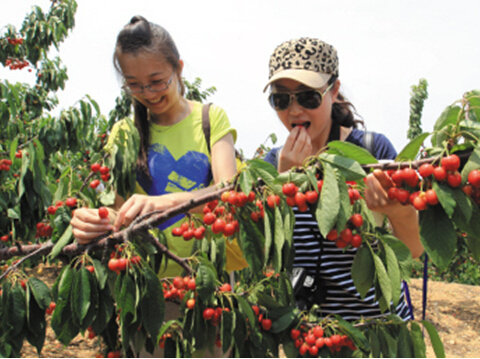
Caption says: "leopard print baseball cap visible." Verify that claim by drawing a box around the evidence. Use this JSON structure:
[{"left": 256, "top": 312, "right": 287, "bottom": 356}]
[{"left": 263, "top": 38, "right": 339, "bottom": 92}]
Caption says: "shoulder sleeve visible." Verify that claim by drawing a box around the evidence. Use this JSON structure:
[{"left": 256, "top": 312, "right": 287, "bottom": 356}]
[
  {"left": 373, "top": 133, "right": 397, "bottom": 160},
  {"left": 264, "top": 147, "right": 280, "bottom": 168},
  {"left": 208, "top": 104, "right": 237, "bottom": 145}
]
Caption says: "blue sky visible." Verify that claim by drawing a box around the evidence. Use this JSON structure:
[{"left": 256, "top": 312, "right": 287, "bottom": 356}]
[{"left": 2, "top": 0, "right": 480, "bottom": 157}]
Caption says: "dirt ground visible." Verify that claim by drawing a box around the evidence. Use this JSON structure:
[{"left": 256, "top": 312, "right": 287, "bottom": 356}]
[{"left": 19, "top": 265, "right": 480, "bottom": 358}]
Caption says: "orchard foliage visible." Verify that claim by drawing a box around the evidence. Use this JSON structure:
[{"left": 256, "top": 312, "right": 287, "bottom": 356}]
[{"left": 0, "top": 1, "right": 479, "bottom": 358}]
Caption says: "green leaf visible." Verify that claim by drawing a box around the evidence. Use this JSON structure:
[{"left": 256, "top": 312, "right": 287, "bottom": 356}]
[
  {"left": 238, "top": 170, "right": 254, "bottom": 195},
  {"left": 269, "top": 307, "right": 296, "bottom": 333},
  {"left": 373, "top": 253, "right": 392, "bottom": 306},
  {"left": 431, "top": 105, "right": 461, "bottom": 147},
  {"left": 326, "top": 140, "right": 378, "bottom": 164},
  {"left": 28, "top": 277, "right": 51, "bottom": 309},
  {"left": 239, "top": 215, "right": 265, "bottom": 275},
  {"left": 220, "top": 310, "right": 234, "bottom": 353},
  {"left": 422, "top": 320, "right": 446, "bottom": 358},
  {"left": 410, "top": 322, "right": 426, "bottom": 357},
  {"left": 273, "top": 205, "right": 285, "bottom": 272},
  {"left": 461, "top": 145, "right": 480, "bottom": 181},
  {"left": 49, "top": 225, "right": 73, "bottom": 259},
  {"left": 316, "top": 163, "right": 340, "bottom": 236},
  {"left": 196, "top": 259, "right": 217, "bottom": 303},
  {"left": 383, "top": 242, "right": 401, "bottom": 306},
  {"left": 263, "top": 205, "right": 273, "bottom": 267},
  {"left": 433, "top": 182, "right": 456, "bottom": 218},
  {"left": 396, "top": 132, "right": 430, "bottom": 161},
  {"left": 9, "top": 284, "right": 26, "bottom": 337},
  {"left": 118, "top": 274, "right": 136, "bottom": 319},
  {"left": 71, "top": 268, "right": 91, "bottom": 326},
  {"left": 380, "top": 235, "right": 413, "bottom": 280},
  {"left": 397, "top": 324, "right": 414, "bottom": 358},
  {"left": 319, "top": 152, "right": 367, "bottom": 181},
  {"left": 419, "top": 205, "right": 456, "bottom": 272},
  {"left": 140, "top": 267, "right": 164, "bottom": 340},
  {"left": 351, "top": 246, "right": 375, "bottom": 299}
]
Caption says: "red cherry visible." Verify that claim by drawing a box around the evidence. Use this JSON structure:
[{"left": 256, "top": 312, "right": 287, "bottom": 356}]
[
  {"left": 326, "top": 229, "right": 338, "bottom": 241},
  {"left": 47, "top": 206, "right": 57, "bottom": 215},
  {"left": 425, "top": 189, "right": 439, "bottom": 205},
  {"left": 65, "top": 197, "right": 77, "bottom": 208},
  {"left": 99, "top": 166, "right": 110, "bottom": 175},
  {"left": 446, "top": 172, "right": 462, "bottom": 188},
  {"left": 433, "top": 166, "right": 447, "bottom": 181},
  {"left": 261, "top": 318, "right": 272, "bottom": 331},
  {"left": 212, "top": 218, "right": 226, "bottom": 234},
  {"left": 468, "top": 169, "right": 480, "bottom": 188},
  {"left": 267, "top": 194, "right": 280, "bottom": 208},
  {"left": 418, "top": 163, "right": 434, "bottom": 178},
  {"left": 219, "top": 283, "right": 232, "bottom": 292},
  {"left": 351, "top": 234, "right": 362, "bottom": 248},
  {"left": 350, "top": 214, "right": 363, "bottom": 228},
  {"left": 98, "top": 207, "right": 109, "bottom": 219},
  {"left": 91, "top": 163, "right": 101, "bottom": 172},
  {"left": 441, "top": 154, "right": 460, "bottom": 172},
  {"left": 282, "top": 182, "right": 298, "bottom": 197},
  {"left": 340, "top": 228, "right": 353, "bottom": 243},
  {"left": 203, "top": 212, "right": 216, "bottom": 225},
  {"left": 305, "top": 190, "right": 319, "bottom": 204},
  {"left": 90, "top": 179, "right": 101, "bottom": 189},
  {"left": 294, "top": 192, "right": 307, "bottom": 208},
  {"left": 412, "top": 195, "right": 427, "bottom": 211},
  {"left": 203, "top": 308, "right": 215, "bottom": 320}
]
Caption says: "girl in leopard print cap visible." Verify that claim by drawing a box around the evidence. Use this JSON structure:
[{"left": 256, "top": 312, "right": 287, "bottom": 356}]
[{"left": 263, "top": 37, "right": 423, "bottom": 320}]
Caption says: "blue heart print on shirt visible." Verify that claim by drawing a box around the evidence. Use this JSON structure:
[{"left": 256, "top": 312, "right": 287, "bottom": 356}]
[{"left": 137, "top": 143, "right": 212, "bottom": 230}]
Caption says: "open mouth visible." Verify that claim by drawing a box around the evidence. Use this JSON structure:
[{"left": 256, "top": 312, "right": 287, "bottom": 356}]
[
  {"left": 291, "top": 122, "right": 311, "bottom": 130},
  {"left": 148, "top": 96, "right": 165, "bottom": 106}
]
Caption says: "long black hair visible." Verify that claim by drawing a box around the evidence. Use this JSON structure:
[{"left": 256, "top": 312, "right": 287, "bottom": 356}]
[{"left": 328, "top": 76, "right": 364, "bottom": 129}]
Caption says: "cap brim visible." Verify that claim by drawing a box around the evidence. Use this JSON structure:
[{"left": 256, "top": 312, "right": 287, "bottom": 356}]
[{"left": 263, "top": 70, "right": 331, "bottom": 92}]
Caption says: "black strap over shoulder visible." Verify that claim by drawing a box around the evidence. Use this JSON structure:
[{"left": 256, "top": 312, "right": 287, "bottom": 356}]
[
  {"left": 202, "top": 103, "right": 212, "bottom": 154},
  {"left": 363, "top": 130, "right": 375, "bottom": 155}
]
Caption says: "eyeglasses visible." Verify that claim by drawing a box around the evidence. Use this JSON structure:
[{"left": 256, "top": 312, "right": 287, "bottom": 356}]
[
  {"left": 268, "top": 83, "right": 334, "bottom": 111},
  {"left": 123, "top": 73, "right": 174, "bottom": 94}
]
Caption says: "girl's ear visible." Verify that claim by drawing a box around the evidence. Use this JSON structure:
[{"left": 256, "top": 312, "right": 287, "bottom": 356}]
[{"left": 178, "top": 59, "right": 184, "bottom": 76}]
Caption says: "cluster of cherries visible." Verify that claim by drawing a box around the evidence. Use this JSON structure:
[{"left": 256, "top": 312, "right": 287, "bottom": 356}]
[
  {"left": 386, "top": 154, "right": 480, "bottom": 211},
  {"left": 325, "top": 213, "right": 364, "bottom": 249},
  {"left": 89, "top": 163, "right": 111, "bottom": 189},
  {"left": 107, "top": 252, "right": 142, "bottom": 275},
  {"left": 162, "top": 275, "right": 197, "bottom": 302},
  {"left": 5, "top": 58, "right": 30, "bottom": 71},
  {"left": 45, "top": 301, "right": 56, "bottom": 315},
  {"left": 35, "top": 221, "right": 53, "bottom": 239},
  {"left": 6, "top": 37, "right": 23, "bottom": 45},
  {"left": 279, "top": 179, "right": 362, "bottom": 212},
  {"left": 0, "top": 158, "right": 12, "bottom": 171},
  {"left": 291, "top": 325, "right": 357, "bottom": 356},
  {"left": 46, "top": 196, "right": 77, "bottom": 216},
  {"left": 250, "top": 304, "right": 273, "bottom": 332}
]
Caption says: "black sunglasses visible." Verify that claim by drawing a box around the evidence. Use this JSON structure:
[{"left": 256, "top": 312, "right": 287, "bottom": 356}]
[{"left": 268, "top": 83, "right": 334, "bottom": 111}]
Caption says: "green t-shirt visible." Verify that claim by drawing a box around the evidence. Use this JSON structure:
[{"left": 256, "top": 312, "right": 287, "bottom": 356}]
[{"left": 112, "top": 101, "right": 236, "bottom": 277}]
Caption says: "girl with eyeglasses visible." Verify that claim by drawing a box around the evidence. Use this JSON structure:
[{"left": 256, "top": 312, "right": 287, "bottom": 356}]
[
  {"left": 263, "top": 38, "right": 423, "bottom": 320},
  {"left": 71, "top": 16, "right": 241, "bottom": 277}
]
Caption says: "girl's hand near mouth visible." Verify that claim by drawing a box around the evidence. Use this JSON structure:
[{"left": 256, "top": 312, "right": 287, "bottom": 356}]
[{"left": 278, "top": 125, "right": 312, "bottom": 172}]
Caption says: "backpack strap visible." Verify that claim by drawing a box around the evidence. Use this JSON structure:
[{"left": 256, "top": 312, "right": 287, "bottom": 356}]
[{"left": 202, "top": 103, "right": 212, "bottom": 154}]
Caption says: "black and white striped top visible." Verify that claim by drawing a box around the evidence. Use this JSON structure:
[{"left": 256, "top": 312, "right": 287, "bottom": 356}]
[{"left": 293, "top": 209, "right": 411, "bottom": 321}]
